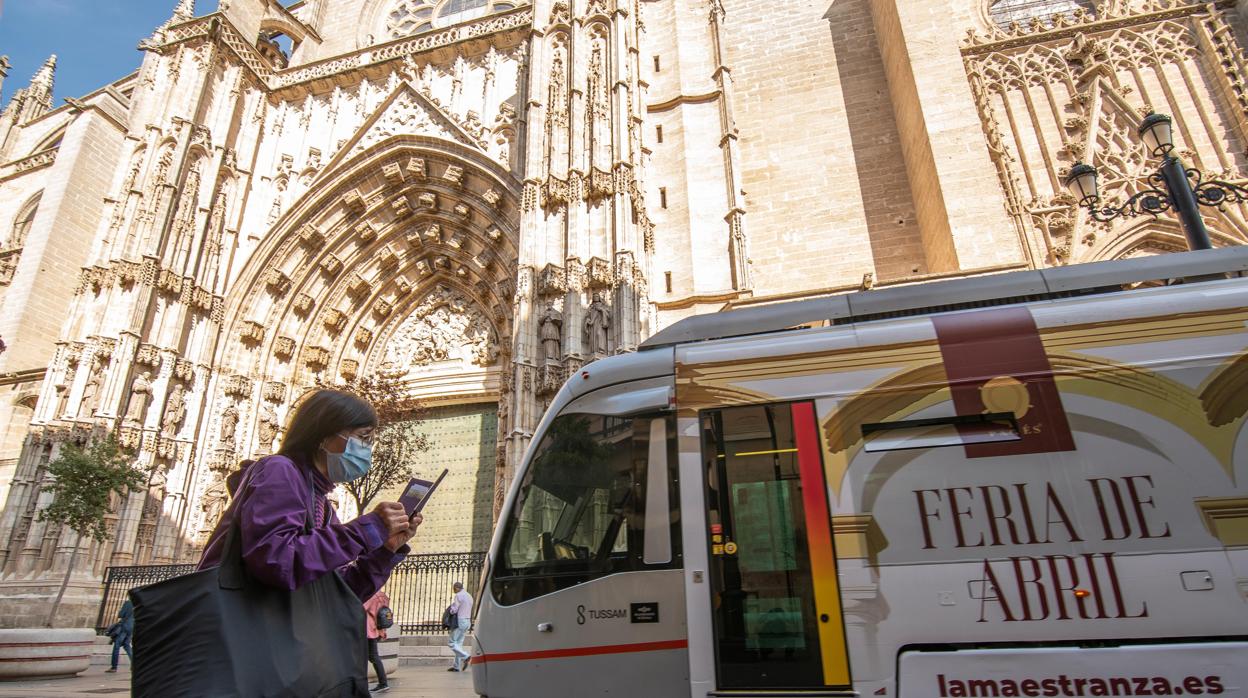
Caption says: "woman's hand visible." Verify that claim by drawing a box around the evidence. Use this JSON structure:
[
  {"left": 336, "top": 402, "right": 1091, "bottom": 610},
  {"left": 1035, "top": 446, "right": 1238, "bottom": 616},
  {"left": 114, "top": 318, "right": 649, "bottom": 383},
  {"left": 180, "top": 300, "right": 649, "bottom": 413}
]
[
  {"left": 384, "top": 512, "right": 422, "bottom": 553},
  {"left": 372, "top": 502, "right": 410, "bottom": 542}
]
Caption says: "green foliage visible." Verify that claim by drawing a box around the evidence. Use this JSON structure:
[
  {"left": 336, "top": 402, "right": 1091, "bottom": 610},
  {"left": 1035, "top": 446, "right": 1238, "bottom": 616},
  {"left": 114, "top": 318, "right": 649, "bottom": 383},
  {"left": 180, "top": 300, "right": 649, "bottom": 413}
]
[
  {"left": 36, "top": 434, "right": 146, "bottom": 543},
  {"left": 316, "top": 373, "right": 430, "bottom": 511}
]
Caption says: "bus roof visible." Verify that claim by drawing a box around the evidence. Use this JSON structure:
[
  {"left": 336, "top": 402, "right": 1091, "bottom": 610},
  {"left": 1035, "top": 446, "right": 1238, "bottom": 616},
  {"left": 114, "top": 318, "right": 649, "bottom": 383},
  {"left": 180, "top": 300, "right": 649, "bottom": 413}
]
[{"left": 639, "top": 247, "right": 1248, "bottom": 350}]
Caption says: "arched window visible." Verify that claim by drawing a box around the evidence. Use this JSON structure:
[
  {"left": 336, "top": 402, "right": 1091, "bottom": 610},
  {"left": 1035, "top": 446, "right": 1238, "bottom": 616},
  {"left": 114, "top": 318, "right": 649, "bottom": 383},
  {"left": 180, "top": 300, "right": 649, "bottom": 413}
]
[
  {"left": 384, "top": 0, "right": 518, "bottom": 39},
  {"left": 988, "top": 0, "right": 1096, "bottom": 29},
  {"left": 4, "top": 193, "right": 40, "bottom": 250}
]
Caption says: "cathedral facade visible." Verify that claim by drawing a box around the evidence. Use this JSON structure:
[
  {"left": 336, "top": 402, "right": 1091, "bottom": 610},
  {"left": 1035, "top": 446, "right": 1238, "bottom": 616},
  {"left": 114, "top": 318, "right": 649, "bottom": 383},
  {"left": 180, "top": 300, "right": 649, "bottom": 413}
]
[{"left": 0, "top": 0, "right": 1245, "bottom": 626}]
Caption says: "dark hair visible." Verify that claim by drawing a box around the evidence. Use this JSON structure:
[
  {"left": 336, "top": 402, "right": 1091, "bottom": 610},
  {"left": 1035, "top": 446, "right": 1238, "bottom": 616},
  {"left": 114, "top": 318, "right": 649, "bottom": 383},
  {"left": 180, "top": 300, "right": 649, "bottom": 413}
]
[{"left": 278, "top": 389, "right": 377, "bottom": 464}]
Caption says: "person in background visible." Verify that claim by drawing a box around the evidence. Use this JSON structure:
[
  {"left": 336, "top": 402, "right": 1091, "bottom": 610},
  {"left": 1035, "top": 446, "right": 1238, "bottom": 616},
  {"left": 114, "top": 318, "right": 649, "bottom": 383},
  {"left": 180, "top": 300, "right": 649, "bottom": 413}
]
[
  {"left": 104, "top": 598, "right": 134, "bottom": 673},
  {"left": 363, "top": 590, "right": 392, "bottom": 694},
  {"left": 447, "top": 581, "right": 473, "bottom": 672}
]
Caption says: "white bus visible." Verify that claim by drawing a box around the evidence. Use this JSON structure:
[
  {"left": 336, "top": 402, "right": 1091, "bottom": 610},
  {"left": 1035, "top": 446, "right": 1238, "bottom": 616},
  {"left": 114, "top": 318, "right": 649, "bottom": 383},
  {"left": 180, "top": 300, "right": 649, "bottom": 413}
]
[{"left": 472, "top": 248, "right": 1248, "bottom": 698}]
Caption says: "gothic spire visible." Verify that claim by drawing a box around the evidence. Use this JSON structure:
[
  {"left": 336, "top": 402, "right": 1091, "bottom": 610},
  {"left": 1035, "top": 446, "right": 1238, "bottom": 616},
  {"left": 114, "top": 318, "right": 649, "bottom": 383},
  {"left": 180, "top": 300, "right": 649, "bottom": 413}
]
[
  {"left": 17, "top": 55, "right": 56, "bottom": 123},
  {"left": 172, "top": 0, "right": 195, "bottom": 23},
  {"left": 30, "top": 55, "right": 56, "bottom": 94}
]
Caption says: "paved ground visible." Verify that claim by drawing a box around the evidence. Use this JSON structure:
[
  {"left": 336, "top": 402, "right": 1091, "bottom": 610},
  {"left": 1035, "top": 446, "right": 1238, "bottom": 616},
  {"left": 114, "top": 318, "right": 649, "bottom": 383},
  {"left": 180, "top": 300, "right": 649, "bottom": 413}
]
[{"left": 0, "top": 664, "right": 479, "bottom": 697}]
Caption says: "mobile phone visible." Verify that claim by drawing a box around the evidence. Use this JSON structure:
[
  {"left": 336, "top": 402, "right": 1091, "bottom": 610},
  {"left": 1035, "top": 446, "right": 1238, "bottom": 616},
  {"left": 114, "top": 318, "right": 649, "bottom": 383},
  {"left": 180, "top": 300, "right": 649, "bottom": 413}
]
[{"left": 398, "top": 469, "right": 448, "bottom": 518}]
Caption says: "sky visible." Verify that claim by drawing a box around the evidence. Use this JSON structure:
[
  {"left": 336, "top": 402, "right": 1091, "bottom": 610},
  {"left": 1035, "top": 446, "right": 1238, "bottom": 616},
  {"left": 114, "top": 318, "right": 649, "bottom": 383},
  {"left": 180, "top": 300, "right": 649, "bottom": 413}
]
[{"left": 0, "top": 1, "right": 211, "bottom": 106}]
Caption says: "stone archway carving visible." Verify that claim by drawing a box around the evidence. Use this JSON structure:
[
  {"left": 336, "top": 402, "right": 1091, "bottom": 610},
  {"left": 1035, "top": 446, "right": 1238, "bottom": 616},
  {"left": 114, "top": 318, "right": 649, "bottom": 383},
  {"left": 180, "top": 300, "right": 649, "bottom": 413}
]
[{"left": 202, "top": 133, "right": 521, "bottom": 538}]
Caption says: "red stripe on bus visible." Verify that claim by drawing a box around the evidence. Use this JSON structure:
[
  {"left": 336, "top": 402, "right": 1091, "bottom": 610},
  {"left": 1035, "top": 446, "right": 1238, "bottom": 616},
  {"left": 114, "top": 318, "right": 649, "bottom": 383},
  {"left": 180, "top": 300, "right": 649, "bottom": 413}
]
[{"left": 473, "top": 639, "right": 688, "bottom": 664}]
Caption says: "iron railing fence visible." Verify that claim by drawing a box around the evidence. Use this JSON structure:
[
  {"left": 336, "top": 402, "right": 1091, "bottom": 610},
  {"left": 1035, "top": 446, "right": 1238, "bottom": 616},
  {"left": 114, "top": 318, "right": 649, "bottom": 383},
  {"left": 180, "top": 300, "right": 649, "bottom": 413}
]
[
  {"left": 387, "top": 552, "right": 486, "bottom": 634},
  {"left": 95, "top": 552, "right": 486, "bottom": 635},
  {"left": 95, "top": 563, "right": 195, "bottom": 632}
]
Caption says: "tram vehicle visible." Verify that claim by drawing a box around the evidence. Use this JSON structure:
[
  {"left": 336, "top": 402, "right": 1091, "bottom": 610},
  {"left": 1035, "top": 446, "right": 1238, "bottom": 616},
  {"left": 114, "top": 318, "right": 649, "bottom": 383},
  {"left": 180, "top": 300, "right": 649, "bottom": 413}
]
[{"left": 472, "top": 248, "right": 1248, "bottom": 698}]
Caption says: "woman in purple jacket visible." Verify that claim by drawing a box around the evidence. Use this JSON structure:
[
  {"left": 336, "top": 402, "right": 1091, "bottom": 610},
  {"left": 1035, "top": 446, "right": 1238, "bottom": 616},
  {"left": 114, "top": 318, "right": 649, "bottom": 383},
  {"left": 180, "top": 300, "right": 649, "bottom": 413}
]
[{"left": 198, "top": 389, "right": 419, "bottom": 601}]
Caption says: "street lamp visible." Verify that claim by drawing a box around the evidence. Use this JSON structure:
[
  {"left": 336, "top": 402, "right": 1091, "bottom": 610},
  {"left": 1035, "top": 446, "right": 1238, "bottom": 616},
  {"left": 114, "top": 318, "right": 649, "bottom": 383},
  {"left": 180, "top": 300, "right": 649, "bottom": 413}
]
[{"left": 1063, "top": 112, "right": 1248, "bottom": 251}]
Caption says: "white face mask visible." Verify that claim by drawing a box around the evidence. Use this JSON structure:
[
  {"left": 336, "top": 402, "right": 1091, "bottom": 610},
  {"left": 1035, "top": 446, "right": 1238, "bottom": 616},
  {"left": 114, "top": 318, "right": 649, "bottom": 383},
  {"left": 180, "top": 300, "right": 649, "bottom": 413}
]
[{"left": 322, "top": 435, "right": 373, "bottom": 483}]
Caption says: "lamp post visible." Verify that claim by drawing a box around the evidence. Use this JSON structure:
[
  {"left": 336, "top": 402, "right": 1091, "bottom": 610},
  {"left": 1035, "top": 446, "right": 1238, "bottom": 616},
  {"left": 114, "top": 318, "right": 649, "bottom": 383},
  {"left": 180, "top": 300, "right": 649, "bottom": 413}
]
[{"left": 1064, "top": 112, "right": 1248, "bottom": 251}]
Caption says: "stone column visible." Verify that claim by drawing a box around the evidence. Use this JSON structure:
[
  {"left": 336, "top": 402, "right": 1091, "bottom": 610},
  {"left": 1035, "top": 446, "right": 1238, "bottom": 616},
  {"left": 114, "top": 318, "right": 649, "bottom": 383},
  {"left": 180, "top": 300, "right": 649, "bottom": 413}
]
[{"left": 868, "top": 0, "right": 1023, "bottom": 272}]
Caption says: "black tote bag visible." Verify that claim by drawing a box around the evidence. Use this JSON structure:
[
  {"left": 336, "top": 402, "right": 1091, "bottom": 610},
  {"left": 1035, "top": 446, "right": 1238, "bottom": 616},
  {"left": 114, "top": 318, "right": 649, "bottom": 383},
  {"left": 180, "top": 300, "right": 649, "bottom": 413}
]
[{"left": 129, "top": 468, "right": 369, "bottom": 698}]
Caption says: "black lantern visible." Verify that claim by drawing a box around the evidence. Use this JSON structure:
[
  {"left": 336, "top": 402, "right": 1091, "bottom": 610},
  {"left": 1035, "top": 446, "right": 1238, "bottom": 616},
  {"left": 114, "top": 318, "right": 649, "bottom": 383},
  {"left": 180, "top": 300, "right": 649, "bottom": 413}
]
[{"left": 1137, "top": 112, "right": 1174, "bottom": 158}]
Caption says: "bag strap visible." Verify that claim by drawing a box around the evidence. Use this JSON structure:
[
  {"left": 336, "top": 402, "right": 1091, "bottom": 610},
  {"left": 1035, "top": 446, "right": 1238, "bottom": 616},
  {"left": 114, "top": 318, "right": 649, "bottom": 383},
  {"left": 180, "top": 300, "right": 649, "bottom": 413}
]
[{"left": 219, "top": 457, "right": 318, "bottom": 590}]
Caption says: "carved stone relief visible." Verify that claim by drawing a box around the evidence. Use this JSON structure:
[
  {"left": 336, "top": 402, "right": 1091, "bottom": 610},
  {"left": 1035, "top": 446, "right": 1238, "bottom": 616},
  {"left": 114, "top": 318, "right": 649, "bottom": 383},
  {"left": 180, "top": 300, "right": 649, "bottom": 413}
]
[{"left": 379, "top": 285, "right": 499, "bottom": 375}]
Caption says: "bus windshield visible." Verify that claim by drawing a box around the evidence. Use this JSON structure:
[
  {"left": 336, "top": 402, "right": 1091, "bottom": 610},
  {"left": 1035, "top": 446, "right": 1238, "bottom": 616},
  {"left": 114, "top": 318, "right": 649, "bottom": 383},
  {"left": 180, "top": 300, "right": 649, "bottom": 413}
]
[{"left": 492, "top": 412, "right": 677, "bottom": 605}]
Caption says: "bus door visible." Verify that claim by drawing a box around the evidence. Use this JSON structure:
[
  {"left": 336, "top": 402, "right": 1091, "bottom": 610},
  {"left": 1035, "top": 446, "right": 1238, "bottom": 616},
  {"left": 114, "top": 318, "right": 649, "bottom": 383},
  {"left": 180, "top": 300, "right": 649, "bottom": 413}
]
[{"left": 699, "top": 402, "right": 852, "bottom": 691}]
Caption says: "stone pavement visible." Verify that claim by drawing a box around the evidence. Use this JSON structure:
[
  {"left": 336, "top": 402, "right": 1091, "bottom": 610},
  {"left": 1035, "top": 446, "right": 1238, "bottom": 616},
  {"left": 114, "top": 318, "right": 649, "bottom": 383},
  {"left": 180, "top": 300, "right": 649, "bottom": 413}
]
[{"left": 0, "top": 664, "right": 479, "bottom": 697}]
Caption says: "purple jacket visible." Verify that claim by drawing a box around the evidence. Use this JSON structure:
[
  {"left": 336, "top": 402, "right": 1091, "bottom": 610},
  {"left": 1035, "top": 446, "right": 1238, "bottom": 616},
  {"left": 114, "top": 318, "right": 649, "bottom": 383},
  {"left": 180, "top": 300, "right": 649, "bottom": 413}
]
[{"left": 198, "top": 454, "right": 407, "bottom": 601}]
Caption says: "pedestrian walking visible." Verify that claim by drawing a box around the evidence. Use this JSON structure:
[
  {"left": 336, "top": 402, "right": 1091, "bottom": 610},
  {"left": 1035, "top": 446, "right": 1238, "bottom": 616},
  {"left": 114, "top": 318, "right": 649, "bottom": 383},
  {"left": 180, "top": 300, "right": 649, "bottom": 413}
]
[
  {"left": 447, "top": 581, "right": 473, "bottom": 672},
  {"left": 363, "top": 590, "right": 392, "bottom": 693},
  {"left": 104, "top": 598, "right": 133, "bottom": 673},
  {"left": 130, "top": 389, "right": 426, "bottom": 697}
]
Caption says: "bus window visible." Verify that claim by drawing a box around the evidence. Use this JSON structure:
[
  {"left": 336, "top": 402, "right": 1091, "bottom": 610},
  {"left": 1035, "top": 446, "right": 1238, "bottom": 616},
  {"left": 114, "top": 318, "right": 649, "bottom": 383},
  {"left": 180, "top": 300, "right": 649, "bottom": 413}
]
[{"left": 492, "top": 413, "right": 679, "bottom": 605}]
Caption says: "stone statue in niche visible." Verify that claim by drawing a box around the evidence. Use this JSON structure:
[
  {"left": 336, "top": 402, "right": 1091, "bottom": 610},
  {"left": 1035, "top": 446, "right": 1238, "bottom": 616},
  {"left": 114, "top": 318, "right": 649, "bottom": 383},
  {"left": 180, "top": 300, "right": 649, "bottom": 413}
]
[
  {"left": 585, "top": 294, "right": 611, "bottom": 357},
  {"left": 540, "top": 304, "right": 563, "bottom": 365},
  {"left": 125, "top": 371, "right": 154, "bottom": 425},
  {"left": 161, "top": 383, "right": 187, "bottom": 437},
  {"left": 77, "top": 356, "right": 102, "bottom": 418},
  {"left": 257, "top": 404, "right": 279, "bottom": 450},
  {"left": 55, "top": 362, "right": 75, "bottom": 418},
  {"left": 198, "top": 476, "right": 228, "bottom": 541},
  {"left": 219, "top": 404, "right": 239, "bottom": 445}
]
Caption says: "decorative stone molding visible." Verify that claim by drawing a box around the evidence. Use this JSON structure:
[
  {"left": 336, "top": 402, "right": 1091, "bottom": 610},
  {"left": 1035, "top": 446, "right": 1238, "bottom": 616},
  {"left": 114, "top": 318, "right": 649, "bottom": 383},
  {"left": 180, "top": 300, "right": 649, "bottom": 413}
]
[
  {"left": 304, "top": 345, "right": 331, "bottom": 370},
  {"left": 294, "top": 293, "right": 315, "bottom": 315},
  {"left": 135, "top": 343, "right": 161, "bottom": 367},
  {"left": 265, "top": 268, "right": 291, "bottom": 295},
  {"left": 586, "top": 257, "right": 612, "bottom": 288},
  {"left": 443, "top": 164, "right": 465, "bottom": 187},
  {"left": 483, "top": 188, "right": 502, "bottom": 208},
  {"left": 395, "top": 277, "right": 413, "bottom": 295},
  {"left": 343, "top": 189, "right": 366, "bottom": 213},
  {"left": 240, "top": 320, "right": 266, "bottom": 344},
  {"left": 355, "top": 327, "right": 374, "bottom": 347},
  {"left": 584, "top": 167, "right": 614, "bottom": 202},
  {"left": 417, "top": 192, "right": 438, "bottom": 210},
  {"left": 391, "top": 196, "right": 412, "bottom": 218},
  {"left": 299, "top": 224, "right": 325, "bottom": 248},
  {"left": 378, "top": 245, "right": 400, "bottom": 270},
  {"left": 538, "top": 264, "right": 567, "bottom": 295},
  {"left": 157, "top": 268, "right": 182, "bottom": 295},
  {"left": 453, "top": 203, "right": 471, "bottom": 219},
  {"left": 537, "top": 363, "right": 563, "bottom": 396},
  {"left": 340, "top": 359, "right": 360, "bottom": 380},
  {"left": 320, "top": 254, "right": 343, "bottom": 277},
  {"left": 383, "top": 162, "right": 405, "bottom": 184},
  {"left": 485, "top": 226, "right": 503, "bottom": 243},
  {"left": 262, "top": 381, "right": 286, "bottom": 404},
  {"left": 348, "top": 273, "right": 371, "bottom": 299},
  {"left": 374, "top": 299, "right": 394, "bottom": 318},
  {"left": 119, "top": 427, "right": 142, "bottom": 451},
  {"left": 407, "top": 158, "right": 427, "bottom": 179},
  {"left": 174, "top": 359, "right": 195, "bottom": 382},
  {"left": 223, "top": 373, "right": 252, "bottom": 398},
  {"left": 274, "top": 336, "right": 296, "bottom": 359},
  {"left": 355, "top": 220, "right": 378, "bottom": 242},
  {"left": 323, "top": 308, "right": 348, "bottom": 333}
]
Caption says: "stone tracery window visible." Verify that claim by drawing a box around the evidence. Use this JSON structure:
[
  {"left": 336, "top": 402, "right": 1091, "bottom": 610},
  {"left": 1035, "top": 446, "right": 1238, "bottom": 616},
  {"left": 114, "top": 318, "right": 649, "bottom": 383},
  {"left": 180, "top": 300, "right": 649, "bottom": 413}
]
[
  {"left": 0, "top": 193, "right": 39, "bottom": 286},
  {"left": 4, "top": 194, "right": 40, "bottom": 251},
  {"left": 385, "top": 0, "right": 519, "bottom": 39},
  {"left": 988, "top": 0, "right": 1096, "bottom": 29}
]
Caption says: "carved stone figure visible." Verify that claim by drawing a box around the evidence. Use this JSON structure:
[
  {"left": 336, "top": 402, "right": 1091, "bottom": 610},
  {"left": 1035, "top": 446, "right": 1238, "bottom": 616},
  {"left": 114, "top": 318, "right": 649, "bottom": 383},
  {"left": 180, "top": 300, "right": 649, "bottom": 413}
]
[
  {"left": 198, "top": 477, "right": 228, "bottom": 540},
  {"left": 161, "top": 383, "right": 187, "bottom": 437},
  {"left": 77, "top": 356, "right": 102, "bottom": 418},
  {"left": 258, "top": 404, "right": 279, "bottom": 449},
  {"left": 540, "top": 304, "right": 563, "bottom": 364},
  {"left": 585, "top": 294, "right": 611, "bottom": 357},
  {"left": 125, "top": 371, "right": 153, "bottom": 424},
  {"left": 219, "top": 404, "right": 239, "bottom": 445}
]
